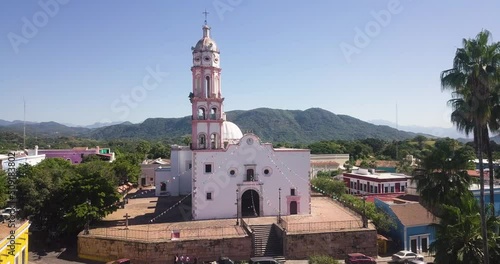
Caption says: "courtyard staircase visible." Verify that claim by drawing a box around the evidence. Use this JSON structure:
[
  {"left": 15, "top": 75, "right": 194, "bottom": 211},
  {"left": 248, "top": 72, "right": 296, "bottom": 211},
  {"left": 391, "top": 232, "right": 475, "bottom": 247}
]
[{"left": 251, "top": 224, "right": 283, "bottom": 258}]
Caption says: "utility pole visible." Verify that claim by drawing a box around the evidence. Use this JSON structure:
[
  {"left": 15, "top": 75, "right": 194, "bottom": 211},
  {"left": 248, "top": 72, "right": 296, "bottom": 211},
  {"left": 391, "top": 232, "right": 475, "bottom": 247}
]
[
  {"left": 236, "top": 189, "right": 239, "bottom": 226},
  {"left": 278, "top": 188, "right": 282, "bottom": 223}
]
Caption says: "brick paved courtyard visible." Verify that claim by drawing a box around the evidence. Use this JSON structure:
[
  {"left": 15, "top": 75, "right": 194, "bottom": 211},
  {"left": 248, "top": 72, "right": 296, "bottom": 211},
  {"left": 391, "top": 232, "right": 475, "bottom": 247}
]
[{"left": 88, "top": 190, "right": 366, "bottom": 241}]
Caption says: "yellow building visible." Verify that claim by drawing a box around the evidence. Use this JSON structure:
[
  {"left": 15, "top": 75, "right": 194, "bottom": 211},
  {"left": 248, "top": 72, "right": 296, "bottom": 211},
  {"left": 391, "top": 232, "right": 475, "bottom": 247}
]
[{"left": 0, "top": 220, "right": 30, "bottom": 264}]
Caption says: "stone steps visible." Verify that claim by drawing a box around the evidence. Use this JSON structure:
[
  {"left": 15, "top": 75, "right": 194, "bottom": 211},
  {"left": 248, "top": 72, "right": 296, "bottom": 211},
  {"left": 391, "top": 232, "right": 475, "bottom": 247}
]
[{"left": 251, "top": 224, "right": 283, "bottom": 257}]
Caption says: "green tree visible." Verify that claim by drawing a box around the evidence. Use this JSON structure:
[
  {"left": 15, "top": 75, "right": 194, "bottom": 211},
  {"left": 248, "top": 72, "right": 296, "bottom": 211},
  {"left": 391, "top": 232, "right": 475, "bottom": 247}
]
[
  {"left": 441, "top": 30, "right": 500, "bottom": 262},
  {"left": 0, "top": 170, "right": 9, "bottom": 208},
  {"left": 412, "top": 138, "right": 475, "bottom": 212},
  {"left": 16, "top": 159, "right": 73, "bottom": 233},
  {"left": 308, "top": 141, "right": 345, "bottom": 154},
  {"left": 136, "top": 140, "right": 151, "bottom": 158},
  {"left": 413, "top": 135, "right": 428, "bottom": 150},
  {"left": 149, "top": 142, "right": 171, "bottom": 159},
  {"left": 310, "top": 177, "right": 346, "bottom": 198},
  {"left": 361, "top": 138, "right": 387, "bottom": 155},
  {"left": 61, "top": 161, "right": 120, "bottom": 235},
  {"left": 359, "top": 159, "right": 376, "bottom": 169},
  {"left": 182, "top": 135, "right": 192, "bottom": 146},
  {"left": 112, "top": 158, "right": 140, "bottom": 184},
  {"left": 431, "top": 194, "right": 500, "bottom": 264},
  {"left": 396, "top": 157, "right": 413, "bottom": 174}
]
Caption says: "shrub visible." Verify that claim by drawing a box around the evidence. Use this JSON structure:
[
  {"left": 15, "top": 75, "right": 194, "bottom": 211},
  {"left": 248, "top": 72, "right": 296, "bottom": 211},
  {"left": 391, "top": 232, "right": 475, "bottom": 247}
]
[{"left": 308, "top": 255, "right": 340, "bottom": 264}]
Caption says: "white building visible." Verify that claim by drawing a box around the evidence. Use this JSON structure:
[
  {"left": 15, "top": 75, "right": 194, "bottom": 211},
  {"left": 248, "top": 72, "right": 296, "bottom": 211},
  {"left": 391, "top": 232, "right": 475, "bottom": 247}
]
[
  {"left": 0, "top": 146, "right": 46, "bottom": 170},
  {"left": 343, "top": 168, "right": 411, "bottom": 195},
  {"left": 140, "top": 158, "right": 170, "bottom": 187},
  {"left": 310, "top": 154, "right": 349, "bottom": 177},
  {"left": 155, "top": 22, "right": 311, "bottom": 220}
]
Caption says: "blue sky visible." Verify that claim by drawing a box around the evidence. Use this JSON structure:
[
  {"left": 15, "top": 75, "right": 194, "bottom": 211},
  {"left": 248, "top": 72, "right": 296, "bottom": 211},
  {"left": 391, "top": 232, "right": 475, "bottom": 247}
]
[{"left": 1, "top": 0, "right": 499, "bottom": 128}]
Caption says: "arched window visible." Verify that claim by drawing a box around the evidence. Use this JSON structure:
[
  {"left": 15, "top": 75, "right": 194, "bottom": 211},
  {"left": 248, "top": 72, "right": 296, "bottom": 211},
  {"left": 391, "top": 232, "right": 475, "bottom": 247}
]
[
  {"left": 210, "top": 107, "right": 217, "bottom": 120},
  {"left": 199, "top": 134, "right": 206, "bottom": 149},
  {"left": 198, "top": 108, "right": 205, "bottom": 120},
  {"left": 206, "top": 76, "right": 211, "bottom": 98},
  {"left": 210, "top": 133, "right": 218, "bottom": 149}
]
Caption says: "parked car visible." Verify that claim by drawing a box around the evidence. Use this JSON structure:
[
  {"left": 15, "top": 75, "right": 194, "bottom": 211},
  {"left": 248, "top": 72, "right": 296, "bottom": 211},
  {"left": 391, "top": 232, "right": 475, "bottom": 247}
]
[
  {"left": 106, "top": 259, "right": 130, "bottom": 264},
  {"left": 407, "top": 260, "right": 427, "bottom": 264},
  {"left": 205, "top": 257, "right": 235, "bottom": 264},
  {"left": 0, "top": 207, "right": 18, "bottom": 222},
  {"left": 345, "top": 253, "right": 376, "bottom": 264},
  {"left": 249, "top": 257, "right": 281, "bottom": 264},
  {"left": 391, "top": 250, "right": 424, "bottom": 263}
]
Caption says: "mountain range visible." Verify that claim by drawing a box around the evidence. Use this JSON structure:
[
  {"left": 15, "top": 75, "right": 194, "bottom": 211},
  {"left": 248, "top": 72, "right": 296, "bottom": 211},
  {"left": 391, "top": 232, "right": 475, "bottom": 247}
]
[
  {"left": 368, "top": 119, "right": 468, "bottom": 139},
  {"left": 0, "top": 108, "right": 422, "bottom": 144}
]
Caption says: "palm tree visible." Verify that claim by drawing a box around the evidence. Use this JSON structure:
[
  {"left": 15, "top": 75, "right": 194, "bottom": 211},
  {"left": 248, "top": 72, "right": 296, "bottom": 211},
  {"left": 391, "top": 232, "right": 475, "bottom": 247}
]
[
  {"left": 449, "top": 95, "right": 500, "bottom": 217},
  {"left": 430, "top": 193, "right": 500, "bottom": 264},
  {"left": 412, "top": 138, "right": 475, "bottom": 213},
  {"left": 441, "top": 30, "right": 500, "bottom": 264}
]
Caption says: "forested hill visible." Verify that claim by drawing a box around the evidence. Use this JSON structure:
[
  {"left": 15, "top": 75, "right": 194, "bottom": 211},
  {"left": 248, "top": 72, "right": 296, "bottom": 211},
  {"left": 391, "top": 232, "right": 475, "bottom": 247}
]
[{"left": 88, "top": 108, "right": 416, "bottom": 143}]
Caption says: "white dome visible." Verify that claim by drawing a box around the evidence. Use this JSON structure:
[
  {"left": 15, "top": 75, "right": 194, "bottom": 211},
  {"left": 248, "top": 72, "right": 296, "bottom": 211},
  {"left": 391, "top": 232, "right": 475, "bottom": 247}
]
[
  {"left": 193, "top": 25, "right": 219, "bottom": 52},
  {"left": 222, "top": 121, "right": 243, "bottom": 141}
]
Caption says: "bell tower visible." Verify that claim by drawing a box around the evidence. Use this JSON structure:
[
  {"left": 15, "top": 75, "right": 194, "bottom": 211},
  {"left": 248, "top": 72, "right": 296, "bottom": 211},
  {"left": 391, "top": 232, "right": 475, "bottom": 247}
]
[{"left": 190, "top": 15, "right": 224, "bottom": 150}]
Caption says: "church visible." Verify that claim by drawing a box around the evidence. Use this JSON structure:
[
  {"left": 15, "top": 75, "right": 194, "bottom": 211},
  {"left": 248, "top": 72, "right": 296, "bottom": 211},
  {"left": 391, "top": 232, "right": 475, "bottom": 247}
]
[{"left": 155, "top": 20, "right": 311, "bottom": 221}]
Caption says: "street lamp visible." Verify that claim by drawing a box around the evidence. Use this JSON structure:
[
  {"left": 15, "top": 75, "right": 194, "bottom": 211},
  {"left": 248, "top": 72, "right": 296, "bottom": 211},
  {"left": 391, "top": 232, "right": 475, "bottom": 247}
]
[
  {"left": 236, "top": 189, "right": 239, "bottom": 226},
  {"left": 278, "top": 188, "right": 282, "bottom": 224},
  {"left": 362, "top": 196, "right": 367, "bottom": 228},
  {"left": 84, "top": 199, "right": 91, "bottom": 235}
]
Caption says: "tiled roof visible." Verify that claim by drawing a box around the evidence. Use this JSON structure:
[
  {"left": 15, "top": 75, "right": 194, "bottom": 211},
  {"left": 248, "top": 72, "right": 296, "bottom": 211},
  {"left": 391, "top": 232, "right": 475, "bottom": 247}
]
[{"left": 390, "top": 202, "right": 438, "bottom": 226}]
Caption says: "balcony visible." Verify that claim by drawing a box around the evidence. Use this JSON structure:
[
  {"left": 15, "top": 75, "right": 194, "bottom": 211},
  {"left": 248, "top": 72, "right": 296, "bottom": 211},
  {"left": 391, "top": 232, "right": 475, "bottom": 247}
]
[{"left": 243, "top": 173, "right": 258, "bottom": 182}]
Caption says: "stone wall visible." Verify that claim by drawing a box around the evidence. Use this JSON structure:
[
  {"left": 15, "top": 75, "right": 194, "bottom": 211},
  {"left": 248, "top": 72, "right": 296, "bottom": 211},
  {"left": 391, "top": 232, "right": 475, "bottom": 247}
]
[
  {"left": 78, "top": 235, "right": 252, "bottom": 264},
  {"left": 284, "top": 228, "right": 378, "bottom": 259}
]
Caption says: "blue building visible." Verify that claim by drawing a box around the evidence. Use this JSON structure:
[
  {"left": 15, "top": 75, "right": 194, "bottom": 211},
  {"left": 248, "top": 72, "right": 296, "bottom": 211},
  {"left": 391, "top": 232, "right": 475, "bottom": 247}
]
[
  {"left": 470, "top": 184, "right": 500, "bottom": 216},
  {"left": 375, "top": 198, "right": 437, "bottom": 254}
]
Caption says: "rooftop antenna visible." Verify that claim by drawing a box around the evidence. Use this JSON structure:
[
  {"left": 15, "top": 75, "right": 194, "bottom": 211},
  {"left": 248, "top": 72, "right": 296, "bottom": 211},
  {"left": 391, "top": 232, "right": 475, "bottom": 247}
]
[
  {"left": 23, "top": 97, "right": 26, "bottom": 150},
  {"left": 202, "top": 9, "right": 209, "bottom": 25}
]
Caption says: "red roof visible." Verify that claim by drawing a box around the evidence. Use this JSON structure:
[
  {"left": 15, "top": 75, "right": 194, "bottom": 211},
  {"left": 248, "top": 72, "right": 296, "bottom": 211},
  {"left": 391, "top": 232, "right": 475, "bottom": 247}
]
[{"left": 467, "top": 170, "right": 489, "bottom": 178}]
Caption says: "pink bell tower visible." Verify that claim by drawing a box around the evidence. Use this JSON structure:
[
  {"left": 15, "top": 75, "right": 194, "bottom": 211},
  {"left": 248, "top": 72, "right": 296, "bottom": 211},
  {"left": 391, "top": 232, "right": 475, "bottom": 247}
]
[{"left": 190, "top": 13, "right": 224, "bottom": 150}]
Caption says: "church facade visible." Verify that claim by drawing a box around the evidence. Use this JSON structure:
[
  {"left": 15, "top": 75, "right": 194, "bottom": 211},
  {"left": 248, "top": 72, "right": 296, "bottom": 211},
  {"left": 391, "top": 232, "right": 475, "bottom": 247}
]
[{"left": 155, "top": 22, "right": 311, "bottom": 220}]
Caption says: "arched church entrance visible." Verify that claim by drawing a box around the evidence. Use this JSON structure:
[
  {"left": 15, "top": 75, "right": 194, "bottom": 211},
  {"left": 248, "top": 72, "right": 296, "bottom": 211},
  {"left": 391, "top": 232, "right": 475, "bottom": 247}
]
[
  {"left": 290, "top": 201, "right": 298, "bottom": 215},
  {"left": 241, "top": 189, "right": 260, "bottom": 217}
]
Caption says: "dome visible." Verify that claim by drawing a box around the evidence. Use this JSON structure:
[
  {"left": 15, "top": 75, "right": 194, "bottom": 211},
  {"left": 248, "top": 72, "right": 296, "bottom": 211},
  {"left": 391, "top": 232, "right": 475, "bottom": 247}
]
[
  {"left": 222, "top": 121, "right": 243, "bottom": 141},
  {"left": 193, "top": 25, "right": 219, "bottom": 52}
]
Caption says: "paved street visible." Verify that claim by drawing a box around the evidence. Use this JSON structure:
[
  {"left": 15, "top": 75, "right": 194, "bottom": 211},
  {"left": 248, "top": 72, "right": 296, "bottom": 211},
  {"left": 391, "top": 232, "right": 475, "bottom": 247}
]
[
  {"left": 29, "top": 248, "right": 103, "bottom": 264},
  {"left": 28, "top": 254, "right": 434, "bottom": 264}
]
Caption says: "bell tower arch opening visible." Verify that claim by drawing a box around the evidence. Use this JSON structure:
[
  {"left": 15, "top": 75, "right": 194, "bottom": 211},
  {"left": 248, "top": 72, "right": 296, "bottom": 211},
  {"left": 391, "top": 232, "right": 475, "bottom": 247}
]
[{"left": 206, "top": 76, "right": 211, "bottom": 98}]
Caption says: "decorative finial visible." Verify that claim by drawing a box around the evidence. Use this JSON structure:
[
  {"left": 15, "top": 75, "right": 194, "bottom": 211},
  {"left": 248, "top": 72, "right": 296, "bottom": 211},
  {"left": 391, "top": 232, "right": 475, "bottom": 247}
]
[{"left": 203, "top": 9, "right": 209, "bottom": 25}]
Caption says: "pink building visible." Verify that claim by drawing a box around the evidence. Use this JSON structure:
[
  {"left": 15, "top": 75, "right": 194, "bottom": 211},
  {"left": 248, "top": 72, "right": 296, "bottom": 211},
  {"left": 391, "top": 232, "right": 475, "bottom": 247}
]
[{"left": 37, "top": 146, "right": 115, "bottom": 164}]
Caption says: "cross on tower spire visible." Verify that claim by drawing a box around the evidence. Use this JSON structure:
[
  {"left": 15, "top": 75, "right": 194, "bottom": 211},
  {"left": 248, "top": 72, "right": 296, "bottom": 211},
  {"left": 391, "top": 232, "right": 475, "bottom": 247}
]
[{"left": 203, "top": 9, "right": 209, "bottom": 25}]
